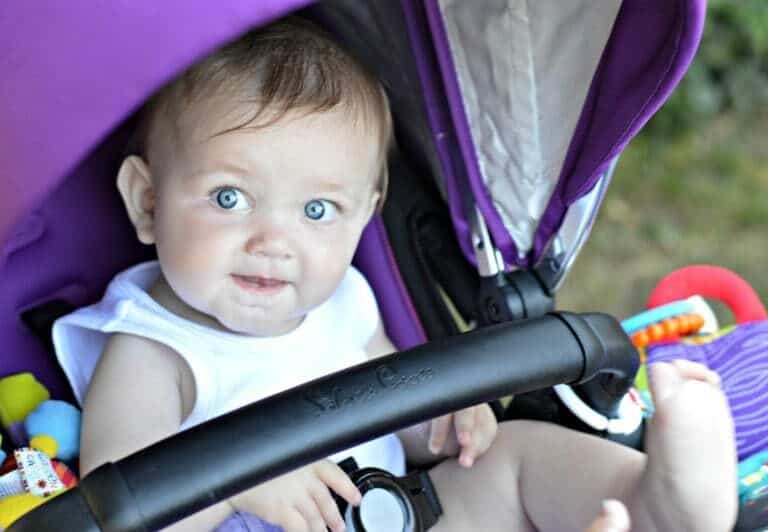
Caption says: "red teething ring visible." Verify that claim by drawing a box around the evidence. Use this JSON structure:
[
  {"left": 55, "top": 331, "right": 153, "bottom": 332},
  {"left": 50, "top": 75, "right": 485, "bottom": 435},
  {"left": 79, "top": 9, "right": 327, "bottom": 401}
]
[{"left": 647, "top": 265, "right": 767, "bottom": 324}]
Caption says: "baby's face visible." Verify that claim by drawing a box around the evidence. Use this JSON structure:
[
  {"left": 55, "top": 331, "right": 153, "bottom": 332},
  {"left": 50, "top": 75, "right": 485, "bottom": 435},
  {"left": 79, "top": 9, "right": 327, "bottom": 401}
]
[{"left": 150, "top": 98, "right": 381, "bottom": 336}]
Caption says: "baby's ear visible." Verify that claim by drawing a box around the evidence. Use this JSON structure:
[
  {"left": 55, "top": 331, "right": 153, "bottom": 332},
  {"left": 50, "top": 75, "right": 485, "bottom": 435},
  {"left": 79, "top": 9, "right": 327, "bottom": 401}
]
[
  {"left": 117, "top": 155, "right": 156, "bottom": 245},
  {"left": 366, "top": 190, "right": 382, "bottom": 221}
]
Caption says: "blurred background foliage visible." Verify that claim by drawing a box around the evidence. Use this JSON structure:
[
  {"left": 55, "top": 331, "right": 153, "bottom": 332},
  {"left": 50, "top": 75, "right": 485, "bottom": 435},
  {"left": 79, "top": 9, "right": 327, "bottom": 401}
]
[
  {"left": 558, "top": 0, "right": 768, "bottom": 321},
  {"left": 648, "top": 0, "right": 768, "bottom": 138}
]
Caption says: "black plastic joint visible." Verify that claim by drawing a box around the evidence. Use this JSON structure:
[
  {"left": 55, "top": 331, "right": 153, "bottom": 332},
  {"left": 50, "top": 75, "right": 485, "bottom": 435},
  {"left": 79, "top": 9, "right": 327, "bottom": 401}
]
[
  {"left": 551, "top": 312, "right": 605, "bottom": 384},
  {"left": 79, "top": 462, "right": 149, "bottom": 532}
]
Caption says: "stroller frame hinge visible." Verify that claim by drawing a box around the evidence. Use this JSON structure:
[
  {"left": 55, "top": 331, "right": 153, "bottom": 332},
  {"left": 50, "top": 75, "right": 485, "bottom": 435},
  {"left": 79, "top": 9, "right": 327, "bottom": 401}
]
[{"left": 470, "top": 207, "right": 553, "bottom": 324}]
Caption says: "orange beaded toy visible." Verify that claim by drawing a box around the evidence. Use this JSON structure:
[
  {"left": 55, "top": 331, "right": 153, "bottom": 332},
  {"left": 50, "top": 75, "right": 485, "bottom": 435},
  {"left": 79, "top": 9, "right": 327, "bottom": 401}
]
[{"left": 630, "top": 312, "right": 705, "bottom": 348}]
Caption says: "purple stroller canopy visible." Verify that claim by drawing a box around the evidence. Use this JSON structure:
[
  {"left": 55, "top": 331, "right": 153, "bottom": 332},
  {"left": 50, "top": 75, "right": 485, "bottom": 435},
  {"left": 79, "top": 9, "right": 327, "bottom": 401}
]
[{"left": 0, "top": 0, "right": 704, "bottom": 397}]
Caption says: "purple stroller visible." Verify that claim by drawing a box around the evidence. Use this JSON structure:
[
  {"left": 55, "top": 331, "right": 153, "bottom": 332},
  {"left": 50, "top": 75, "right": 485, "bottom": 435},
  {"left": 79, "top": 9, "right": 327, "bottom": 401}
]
[{"left": 2, "top": 0, "right": 746, "bottom": 530}]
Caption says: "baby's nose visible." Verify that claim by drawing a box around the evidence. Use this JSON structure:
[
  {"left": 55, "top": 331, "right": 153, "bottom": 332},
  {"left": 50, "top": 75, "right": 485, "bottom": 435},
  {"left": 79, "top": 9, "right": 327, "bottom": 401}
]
[{"left": 244, "top": 222, "right": 293, "bottom": 259}]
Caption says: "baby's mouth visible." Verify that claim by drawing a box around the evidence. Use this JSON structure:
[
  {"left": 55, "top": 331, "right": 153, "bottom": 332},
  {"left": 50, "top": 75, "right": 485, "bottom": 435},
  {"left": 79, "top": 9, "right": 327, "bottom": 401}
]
[{"left": 231, "top": 274, "right": 289, "bottom": 294}]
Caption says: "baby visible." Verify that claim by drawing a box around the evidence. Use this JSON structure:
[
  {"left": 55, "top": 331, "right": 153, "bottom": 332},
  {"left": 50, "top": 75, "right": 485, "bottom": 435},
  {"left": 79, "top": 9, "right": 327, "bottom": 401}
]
[{"left": 54, "top": 16, "right": 738, "bottom": 532}]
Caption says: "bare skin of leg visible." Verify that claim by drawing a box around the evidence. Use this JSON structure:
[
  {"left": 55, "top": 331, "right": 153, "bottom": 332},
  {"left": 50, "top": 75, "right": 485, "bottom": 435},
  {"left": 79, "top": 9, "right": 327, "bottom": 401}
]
[
  {"left": 429, "top": 361, "right": 737, "bottom": 532},
  {"left": 585, "top": 500, "right": 630, "bottom": 532}
]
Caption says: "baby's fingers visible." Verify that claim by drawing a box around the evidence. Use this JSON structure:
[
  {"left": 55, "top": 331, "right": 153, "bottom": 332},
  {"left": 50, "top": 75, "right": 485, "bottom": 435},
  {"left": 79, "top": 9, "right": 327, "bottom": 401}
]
[
  {"left": 429, "top": 415, "right": 453, "bottom": 454},
  {"left": 296, "top": 498, "right": 329, "bottom": 532},
  {"left": 471, "top": 404, "right": 498, "bottom": 456},
  {"left": 458, "top": 405, "right": 499, "bottom": 467},
  {"left": 316, "top": 460, "right": 361, "bottom": 507},
  {"left": 309, "top": 483, "right": 346, "bottom": 532},
  {"left": 279, "top": 508, "right": 311, "bottom": 532},
  {"left": 453, "top": 408, "right": 477, "bottom": 467},
  {"left": 453, "top": 407, "right": 476, "bottom": 445}
]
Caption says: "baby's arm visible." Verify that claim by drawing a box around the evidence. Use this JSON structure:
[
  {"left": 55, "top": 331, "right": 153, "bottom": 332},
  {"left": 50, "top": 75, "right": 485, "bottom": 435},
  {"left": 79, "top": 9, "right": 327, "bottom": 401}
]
[
  {"left": 81, "top": 333, "right": 360, "bottom": 532},
  {"left": 80, "top": 333, "right": 192, "bottom": 474},
  {"left": 364, "top": 319, "right": 498, "bottom": 468},
  {"left": 80, "top": 332, "right": 234, "bottom": 530}
]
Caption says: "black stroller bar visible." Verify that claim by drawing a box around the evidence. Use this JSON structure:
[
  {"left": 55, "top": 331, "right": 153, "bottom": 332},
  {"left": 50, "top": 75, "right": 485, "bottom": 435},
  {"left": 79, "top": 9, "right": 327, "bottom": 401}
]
[{"left": 10, "top": 311, "right": 637, "bottom": 532}]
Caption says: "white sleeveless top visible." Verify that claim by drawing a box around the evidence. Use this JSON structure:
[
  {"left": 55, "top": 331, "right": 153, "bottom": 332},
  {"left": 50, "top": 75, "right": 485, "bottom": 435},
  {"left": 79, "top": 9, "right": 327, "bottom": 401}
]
[{"left": 52, "top": 261, "right": 405, "bottom": 475}]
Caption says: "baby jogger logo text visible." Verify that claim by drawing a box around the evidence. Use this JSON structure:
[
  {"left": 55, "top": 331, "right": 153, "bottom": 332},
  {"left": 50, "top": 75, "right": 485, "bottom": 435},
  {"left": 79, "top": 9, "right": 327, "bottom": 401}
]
[{"left": 302, "top": 364, "right": 436, "bottom": 415}]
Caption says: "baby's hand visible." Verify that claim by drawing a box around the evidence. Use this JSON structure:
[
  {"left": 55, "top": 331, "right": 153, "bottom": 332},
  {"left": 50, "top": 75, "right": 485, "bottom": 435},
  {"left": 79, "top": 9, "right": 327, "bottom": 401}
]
[
  {"left": 428, "top": 403, "right": 498, "bottom": 467},
  {"left": 233, "top": 459, "right": 361, "bottom": 532}
]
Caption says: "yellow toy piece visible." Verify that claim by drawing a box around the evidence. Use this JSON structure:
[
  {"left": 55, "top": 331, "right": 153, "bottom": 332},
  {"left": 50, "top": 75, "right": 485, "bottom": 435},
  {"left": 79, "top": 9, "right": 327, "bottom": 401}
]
[
  {"left": 0, "top": 373, "right": 49, "bottom": 429},
  {"left": 0, "top": 493, "right": 47, "bottom": 529},
  {"left": 29, "top": 435, "right": 58, "bottom": 458}
]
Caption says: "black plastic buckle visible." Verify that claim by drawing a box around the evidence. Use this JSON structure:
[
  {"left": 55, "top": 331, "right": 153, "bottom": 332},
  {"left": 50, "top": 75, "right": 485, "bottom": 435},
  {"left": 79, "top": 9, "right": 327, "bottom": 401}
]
[{"left": 336, "top": 458, "right": 442, "bottom": 531}]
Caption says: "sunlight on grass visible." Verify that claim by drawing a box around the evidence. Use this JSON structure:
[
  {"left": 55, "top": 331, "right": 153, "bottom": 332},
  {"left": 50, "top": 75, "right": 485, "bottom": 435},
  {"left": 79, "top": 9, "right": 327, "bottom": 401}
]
[{"left": 558, "top": 114, "right": 768, "bottom": 322}]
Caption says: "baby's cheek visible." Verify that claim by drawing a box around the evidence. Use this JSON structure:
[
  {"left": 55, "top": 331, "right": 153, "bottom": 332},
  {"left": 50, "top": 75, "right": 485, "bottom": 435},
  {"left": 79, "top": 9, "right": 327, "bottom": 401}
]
[
  {"left": 302, "top": 243, "right": 350, "bottom": 296},
  {"left": 165, "top": 219, "right": 236, "bottom": 265},
  {"left": 161, "top": 244, "right": 218, "bottom": 289},
  {"left": 157, "top": 234, "right": 233, "bottom": 311}
]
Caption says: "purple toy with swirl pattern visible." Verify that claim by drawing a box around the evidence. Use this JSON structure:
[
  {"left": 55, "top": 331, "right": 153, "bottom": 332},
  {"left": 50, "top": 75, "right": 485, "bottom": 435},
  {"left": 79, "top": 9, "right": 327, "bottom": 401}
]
[{"left": 647, "top": 321, "right": 768, "bottom": 460}]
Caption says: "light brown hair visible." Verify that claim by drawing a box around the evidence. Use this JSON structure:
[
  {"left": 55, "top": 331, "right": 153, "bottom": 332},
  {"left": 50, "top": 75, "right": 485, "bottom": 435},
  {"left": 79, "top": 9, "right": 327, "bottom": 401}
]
[{"left": 133, "top": 16, "right": 392, "bottom": 207}]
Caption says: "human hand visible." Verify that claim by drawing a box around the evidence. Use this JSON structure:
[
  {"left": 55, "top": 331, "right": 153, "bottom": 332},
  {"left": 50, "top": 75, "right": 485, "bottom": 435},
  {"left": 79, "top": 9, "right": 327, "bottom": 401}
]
[
  {"left": 428, "top": 403, "right": 498, "bottom": 467},
  {"left": 232, "top": 459, "right": 361, "bottom": 532}
]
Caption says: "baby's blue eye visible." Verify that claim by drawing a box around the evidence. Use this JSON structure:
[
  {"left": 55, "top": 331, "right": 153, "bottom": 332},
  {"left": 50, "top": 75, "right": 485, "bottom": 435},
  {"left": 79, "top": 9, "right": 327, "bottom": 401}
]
[
  {"left": 213, "top": 187, "right": 250, "bottom": 211},
  {"left": 304, "top": 199, "right": 337, "bottom": 221}
]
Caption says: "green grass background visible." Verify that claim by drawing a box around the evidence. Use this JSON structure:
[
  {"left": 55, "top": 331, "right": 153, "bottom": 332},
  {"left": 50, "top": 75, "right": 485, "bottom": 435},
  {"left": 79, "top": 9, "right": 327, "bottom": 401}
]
[
  {"left": 558, "top": 114, "right": 768, "bottom": 320},
  {"left": 557, "top": 1, "right": 768, "bottom": 321}
]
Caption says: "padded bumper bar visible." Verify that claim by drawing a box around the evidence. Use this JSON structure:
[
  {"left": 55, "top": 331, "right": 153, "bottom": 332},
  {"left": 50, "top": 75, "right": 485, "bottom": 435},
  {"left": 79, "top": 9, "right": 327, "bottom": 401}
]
[{"left": 10, "top": 311, "right": 636, "bottom": 532}]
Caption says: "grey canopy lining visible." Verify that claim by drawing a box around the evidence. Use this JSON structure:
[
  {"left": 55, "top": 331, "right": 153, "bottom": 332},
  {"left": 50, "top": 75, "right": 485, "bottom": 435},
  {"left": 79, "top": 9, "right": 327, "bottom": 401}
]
[{"left": 437, "top": 0, "right": 622, "bottom": 255}]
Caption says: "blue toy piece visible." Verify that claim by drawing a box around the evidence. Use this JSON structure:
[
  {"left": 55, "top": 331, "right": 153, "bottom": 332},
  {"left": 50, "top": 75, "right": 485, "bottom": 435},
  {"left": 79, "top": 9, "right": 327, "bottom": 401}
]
[
  {"left": 621, "top": 300, "right": 695, "bottom": 334},
  {"left": 23, "top": 400, "right": 81, "bottom": 462},
  {"left": 739, "top": 450, "right": 768, "bottom": 504}
]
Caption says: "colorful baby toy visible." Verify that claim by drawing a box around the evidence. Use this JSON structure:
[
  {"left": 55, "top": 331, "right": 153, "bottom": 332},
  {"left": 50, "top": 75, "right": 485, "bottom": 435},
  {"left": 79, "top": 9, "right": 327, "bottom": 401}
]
[
  {"left": 631, "top": 265, "right": 768, "bottom": 461},
  {"left": 0, "top": 373, "right": 50, "bottom": 447},
  {"left": 0, "top": 373, "right": 81, "bottom": 463},
  {"left": 622, "top": 265, "right": 768, "bottom": 530},
  {"left": 0, "top": 373, "right": 81, "bottom": 528}
]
